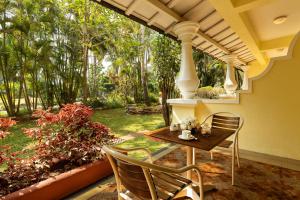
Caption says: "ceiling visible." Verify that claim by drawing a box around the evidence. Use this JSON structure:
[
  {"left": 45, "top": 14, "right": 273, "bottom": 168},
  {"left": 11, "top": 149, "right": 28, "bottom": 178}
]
[
  {"left": 247, "top": 0, "right": 300, "bottom": 41},
  {"left": 92, "top": 0, "right": 300, "bottom": 67}
]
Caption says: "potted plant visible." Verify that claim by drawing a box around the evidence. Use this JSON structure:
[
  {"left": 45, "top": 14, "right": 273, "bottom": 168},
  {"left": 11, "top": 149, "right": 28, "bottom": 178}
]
[{"left": 0, "top": 104, "right": 116, "bottom": 199}]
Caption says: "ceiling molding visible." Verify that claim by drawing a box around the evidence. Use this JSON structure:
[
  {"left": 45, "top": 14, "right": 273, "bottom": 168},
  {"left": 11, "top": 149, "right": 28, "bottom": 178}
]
[
  {"left": 232, "top": 0, "right": 277, "bottom": 12},
  {"left": 260, "top": 35, "right": 295, "bottom": 51}
]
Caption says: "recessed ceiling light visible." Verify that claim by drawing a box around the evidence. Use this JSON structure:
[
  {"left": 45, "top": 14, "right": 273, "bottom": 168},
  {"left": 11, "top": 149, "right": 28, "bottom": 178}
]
[{"left": 273, "top": 15, "right": 288, "bottom": 25}]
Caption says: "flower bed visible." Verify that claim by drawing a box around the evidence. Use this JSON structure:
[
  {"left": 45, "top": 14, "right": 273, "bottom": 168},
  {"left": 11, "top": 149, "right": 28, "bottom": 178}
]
[
  {"left": 0, "top": 103, "right": 116, "bottom": 197},
  {"left": 1, "top": 159, "right": 112, "bottom": 200}
]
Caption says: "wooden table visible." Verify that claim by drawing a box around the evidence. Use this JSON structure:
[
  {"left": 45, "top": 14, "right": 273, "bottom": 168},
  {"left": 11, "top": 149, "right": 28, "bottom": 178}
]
[{"left": 144, "top": 127, "right": 235, "bottom": 179}]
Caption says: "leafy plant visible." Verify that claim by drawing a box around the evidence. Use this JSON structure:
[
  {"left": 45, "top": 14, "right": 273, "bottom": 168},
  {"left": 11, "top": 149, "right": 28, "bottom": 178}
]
[
  {"left": 0, "top": 103, "right": 115, "bottom": 196},
  {"left": 195, "top": 86, "right": 225, "bottom": 99},
  {"left": 0, "top": 118, "right": 16, "bottom": 139},
  {"left": 23, "top": 103, "right": 114, "bottom": 169},
  {"left": 151, "top": 35, "right": 180, "bottom": 126},
  {"left": 0, "top": 118, "right": 17, "bottom": 166}
]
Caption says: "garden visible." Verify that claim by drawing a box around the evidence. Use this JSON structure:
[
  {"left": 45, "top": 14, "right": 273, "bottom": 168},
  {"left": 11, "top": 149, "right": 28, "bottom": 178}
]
[
  {"left": 0, "top": 105, "right": 166, "bottom": 197},
  {"left": 0, "top": 0, "right": 243, "bottom": 198}
]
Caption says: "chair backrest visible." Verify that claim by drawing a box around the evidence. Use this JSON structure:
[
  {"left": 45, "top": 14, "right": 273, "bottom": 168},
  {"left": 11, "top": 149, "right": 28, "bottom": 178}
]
[
  {"left": 116, "top": 160, "right": 153, "bottom": 199},
  {"left": 203, "top": 112, "right": 243, "bottom": 132},
  {"left": 103, "top": 146, "right": 157, "bottom": 200}
]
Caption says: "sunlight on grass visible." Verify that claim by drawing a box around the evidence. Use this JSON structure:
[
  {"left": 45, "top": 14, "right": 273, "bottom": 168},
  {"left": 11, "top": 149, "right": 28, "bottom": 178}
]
[
  {"left": 1, "top": 108, "right": 165, "bottom": 170},
  {"left": 116, "top": 136, "right": 169, "bottom": 160},
  {"left": 92, "top": 108, "right": 164, "bottom": 137}
]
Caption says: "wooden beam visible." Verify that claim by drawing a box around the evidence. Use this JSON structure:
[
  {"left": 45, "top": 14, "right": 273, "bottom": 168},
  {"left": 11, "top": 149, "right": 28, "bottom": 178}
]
[
  {"left": 147, "top": 12, "right": 160, "bottom": 26},
  {"left": 91, "top": 0, "right": 178, "bottom": 42},
  {"left": 208, "top": 0, "right": 267, "bottom": 66},
  {"left": 195, "top": 32, "right": 229, "bottom": 53},
  {"left": 203, "top": 19, "right": 224, "bottom": 33},
  {"left": 167, "top": 0, "right": 180, "bottom": 8},
  {"left": 196, "top": 41, "right": 206, "bottom": 48},
  {"left": 146, "top": 0, "right": 182, "bottom": 22},
  {"left": 211, "top": 26, "right": 231, "bottom": 38},
  {"left": 198, "top": 10, "right": 216, "bottom": 23},
  {"left": 95, "top": 0, "right": 248, "bottom": 65},
  {"left": 228, "top": 41, "right": 244, "bottom": 51},
  {"left": 182, "top": 0, "right": 205, "bottom": 18},
  {"left": 232, "top": 45, "right": 247, "bottom": 53},
  {"left": 165, "top": 22, "right": 177, "bottom": 34},
  {"left": 217, "top": 32, "right": 236, "bottom": 43},
  {"left": 223, "top": 37, "right": 240, "bottom": 47},
  {"left": 125, "top": 0, "right": 140, "bottom": 15},
  {"left": 238, "top": 50, "right": 251, "bottom": 57}
]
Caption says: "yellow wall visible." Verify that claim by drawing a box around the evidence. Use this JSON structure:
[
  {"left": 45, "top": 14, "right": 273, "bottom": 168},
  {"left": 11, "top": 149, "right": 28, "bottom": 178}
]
[{"left": 173, "top": 34, "right": 300, "bottom": 160}]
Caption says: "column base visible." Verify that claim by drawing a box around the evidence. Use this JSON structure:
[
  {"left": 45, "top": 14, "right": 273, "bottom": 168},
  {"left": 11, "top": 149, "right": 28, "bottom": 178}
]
[{"left": 181, "top": 91, "right": 196, "bottom": 99}]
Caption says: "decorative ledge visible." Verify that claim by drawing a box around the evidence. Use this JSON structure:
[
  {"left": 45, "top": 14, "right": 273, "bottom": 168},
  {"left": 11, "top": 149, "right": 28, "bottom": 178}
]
[
  {"left": 167, "top": 99, "right": 202, "bottom": 106},
  {"left": 167, "top": 96, "right": 239, "bottom": 106}
]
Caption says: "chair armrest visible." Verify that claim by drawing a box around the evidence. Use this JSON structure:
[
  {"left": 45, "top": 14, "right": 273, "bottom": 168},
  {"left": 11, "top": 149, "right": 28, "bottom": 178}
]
[
  {"left": 161, "top": 165, "right": 204, "bottom": 200},
  {"left": 109, "top": 146, "right": 153, "bottom": 163}
]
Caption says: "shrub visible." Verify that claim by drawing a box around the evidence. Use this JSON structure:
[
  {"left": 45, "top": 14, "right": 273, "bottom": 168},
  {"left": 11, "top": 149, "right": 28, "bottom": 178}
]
[
  {"left": 85, "top": 98, "right": 105, "bottom": 108},
  {"left": 0, "top": 103, "right": 115, "bottom": 196},
  {"left": 0, "top": 118, "right": 16, "bottom": 139},
  {"left": 195, "top": 86, "right": 225, "bottom": 99},
  {"left": 23, "top": 103, "right": 114, "bottom": 168},
  {"left": 104, "top": 92, "right": 124, "bottom": 109},
  {"left": 149, "top": 93, "right": 159, "bottom": 104},
  {"left": 0, "top": 118, "right": 16, "bottom": 166}
]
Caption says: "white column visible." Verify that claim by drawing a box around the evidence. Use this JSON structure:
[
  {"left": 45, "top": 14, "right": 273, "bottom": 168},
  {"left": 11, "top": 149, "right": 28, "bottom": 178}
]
[
  {"left": 173, "top": 21, "right": 200, "bottom": 99},
  {"left": 241, "top": 65, "right": 249, "bottom": 90},
  {"left": 223, "top": 54, "right": 238, "bottom": 95}
]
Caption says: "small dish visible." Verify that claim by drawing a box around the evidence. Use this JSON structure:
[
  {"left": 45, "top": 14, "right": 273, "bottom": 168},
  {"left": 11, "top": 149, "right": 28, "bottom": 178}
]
[{"left": 178, "top": 134, "right": 195, "bottom": 141}]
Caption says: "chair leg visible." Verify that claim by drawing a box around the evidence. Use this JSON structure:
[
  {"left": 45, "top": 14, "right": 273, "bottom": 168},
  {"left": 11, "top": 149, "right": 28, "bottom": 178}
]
[
  {"left": 235, "top": 139, "right": 240, "bottom": 168},
  {"left": 193, "top": 147, "right": 196, "bottom": 165},
  {"left": 210, "top": 151, "right": 214, "bottom": 160},
  {"left": 232, "top": 144, "right": 235, "bottom": 186}
]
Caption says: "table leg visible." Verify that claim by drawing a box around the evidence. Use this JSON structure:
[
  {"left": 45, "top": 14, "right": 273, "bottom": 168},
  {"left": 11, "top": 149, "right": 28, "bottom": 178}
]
[
  {"left": 186, "top": 146, "right": 217, "bottom": 194},
  {"left": 186, "top": 146, "right": 193, "bottom": 179}
]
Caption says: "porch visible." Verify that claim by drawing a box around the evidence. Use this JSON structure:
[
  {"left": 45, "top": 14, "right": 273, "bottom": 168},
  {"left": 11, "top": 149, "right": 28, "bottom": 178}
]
[
  {"left": 1, "top": 0, "right": 300, "bottom": 199},
  {"left": 82, "top": 0, "right": 300, "bottom": 199}
]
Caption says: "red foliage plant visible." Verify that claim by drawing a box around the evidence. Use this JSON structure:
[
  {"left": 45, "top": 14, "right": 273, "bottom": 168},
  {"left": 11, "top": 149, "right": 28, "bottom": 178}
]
[
  {"left": 0, "top": 118, "right": 16, "bottom": 166},
  {"left": 0, "top": 118, "right": 16, "bottom": 139},
  {"left": 23, "top": 103, "right": 114, "bottom": 168},
  {"left": 0, "top": 103, "right": 115, "bottom": 196}
]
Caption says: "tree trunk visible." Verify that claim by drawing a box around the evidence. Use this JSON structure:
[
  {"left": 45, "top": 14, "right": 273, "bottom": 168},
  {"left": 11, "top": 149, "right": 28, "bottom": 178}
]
[
  {"left": 82, "top": 0, "right": 90, "bottom": 103},
  {"left": 140, "top": 26, "right": 150, "bottom": 106},
  {"left": 161, "top": 86, "right": 170, "bottom": 126}
]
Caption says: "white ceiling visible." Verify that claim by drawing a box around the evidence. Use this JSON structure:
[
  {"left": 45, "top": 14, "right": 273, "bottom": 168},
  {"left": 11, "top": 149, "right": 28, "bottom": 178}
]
[{"left": 247, "top": 0, "right": 300, "bottom": 41}]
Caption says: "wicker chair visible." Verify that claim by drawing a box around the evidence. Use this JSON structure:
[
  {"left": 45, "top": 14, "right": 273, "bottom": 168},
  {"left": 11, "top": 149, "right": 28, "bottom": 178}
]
[
  {"left": 103, "top": 145, "right": 204, "bottom": 200},
  {"left": 196, "top": 112, "right": 244, "bottom": 185}
]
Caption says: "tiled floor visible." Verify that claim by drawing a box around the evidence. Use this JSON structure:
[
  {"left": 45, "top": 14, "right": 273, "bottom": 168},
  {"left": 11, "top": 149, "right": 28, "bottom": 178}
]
[{"left": 70, "top": 146, "right": 300, "bottom": 200}]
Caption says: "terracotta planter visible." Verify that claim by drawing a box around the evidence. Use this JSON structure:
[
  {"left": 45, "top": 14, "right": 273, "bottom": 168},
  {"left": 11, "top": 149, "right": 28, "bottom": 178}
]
[{"left": 1, "top": 158, "right": 113, "bottom": 200}]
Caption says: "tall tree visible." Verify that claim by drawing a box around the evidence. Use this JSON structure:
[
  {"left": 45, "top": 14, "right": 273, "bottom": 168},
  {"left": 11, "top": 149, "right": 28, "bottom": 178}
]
[
  {"left": 193, "top": 51, "right": 225, "bottom": 87},
  {"left": 152, "top": 34, "right": 180, "bottom": 126}
]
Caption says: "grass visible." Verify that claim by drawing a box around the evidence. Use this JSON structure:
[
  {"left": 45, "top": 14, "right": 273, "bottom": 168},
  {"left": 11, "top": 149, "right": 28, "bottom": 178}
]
[
  {"left": 92, "top": 108, "right": 167, "bottom": 160},
  {"left": 0, "top": 108, "right": 166, "bottom": 171},
  {"left": 92, "top": 108, "right": 164, "bottom": 137}
]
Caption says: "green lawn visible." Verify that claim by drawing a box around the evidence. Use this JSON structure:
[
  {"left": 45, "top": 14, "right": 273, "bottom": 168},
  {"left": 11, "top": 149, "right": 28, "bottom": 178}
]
[
  {"left": 0, "top": 108, "right": 167, "bottom": 170},
  {"left": 92, "top": 108, "right": 164, "bottom": 137},
  {"left": 92, "top": 108, "right": 168, "bottom": 160}
]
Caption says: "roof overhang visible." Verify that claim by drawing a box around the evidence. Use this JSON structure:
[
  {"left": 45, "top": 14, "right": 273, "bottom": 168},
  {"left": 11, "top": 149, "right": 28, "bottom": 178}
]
[{"left": 91, "top": 0, "right": 300, "bottom": 77}]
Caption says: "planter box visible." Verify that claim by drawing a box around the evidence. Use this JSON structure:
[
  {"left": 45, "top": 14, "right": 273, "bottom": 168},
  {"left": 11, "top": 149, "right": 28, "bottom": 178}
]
[{"left": 1, "top": 158, "right": 113, "bottom": 200}]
